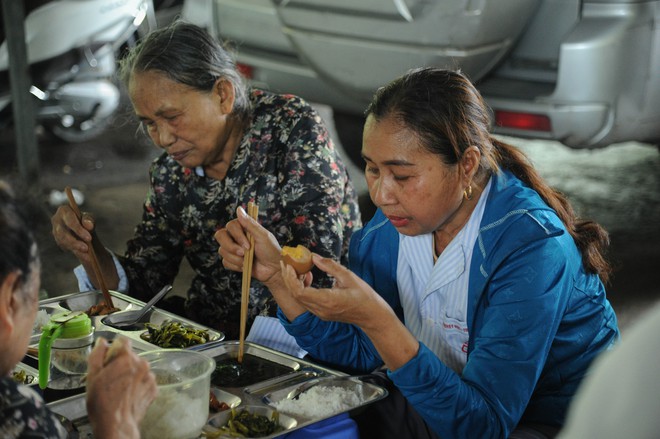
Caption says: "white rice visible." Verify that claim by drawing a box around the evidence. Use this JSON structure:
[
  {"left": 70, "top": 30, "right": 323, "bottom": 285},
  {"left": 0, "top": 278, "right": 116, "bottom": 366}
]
[
  {"left": 140, "top": 390, "right": 208, "bottom": 439},
  {"left": 272, "top": 385, "right": 364, "bottom": 419}
]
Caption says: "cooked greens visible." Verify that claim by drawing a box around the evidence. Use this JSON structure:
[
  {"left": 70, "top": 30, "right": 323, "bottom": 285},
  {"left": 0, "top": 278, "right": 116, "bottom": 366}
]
[
  {"left": 12, "top": 369, "right": 35, "bottom": 385},
  {"left": 142, "top": 321, "right": 210, "bottom": 348},
  {"left": 211, "top": 408, "right": 284, "bottom": 438}
]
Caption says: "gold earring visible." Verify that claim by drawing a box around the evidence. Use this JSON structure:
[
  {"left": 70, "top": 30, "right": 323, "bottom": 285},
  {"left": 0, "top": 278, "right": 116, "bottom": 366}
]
[{"left": 464, "top": 184, "right": 473, "bottom": 201}]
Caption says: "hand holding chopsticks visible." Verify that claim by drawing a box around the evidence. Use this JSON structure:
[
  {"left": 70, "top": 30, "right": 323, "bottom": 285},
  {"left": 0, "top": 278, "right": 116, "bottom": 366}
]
[
  {"left": 64, "top": 186, "right": 116, "bottom": 311},
  {"left": 238, "top": 201, "right": 259, "bottom": 363}
]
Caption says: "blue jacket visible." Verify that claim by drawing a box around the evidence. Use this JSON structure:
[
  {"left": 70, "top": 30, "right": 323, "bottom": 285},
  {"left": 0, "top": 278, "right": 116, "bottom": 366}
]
[{"left": 280, "top": 170, "right": 619, "bottom": 438}]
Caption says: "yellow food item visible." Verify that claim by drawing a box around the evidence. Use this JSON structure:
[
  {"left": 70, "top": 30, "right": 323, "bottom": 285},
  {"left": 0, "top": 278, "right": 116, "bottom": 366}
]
[
  {"left": 103, "top": 336, "right": 126, "bottom": 365},
  {"left": 281, "top": 245, "right": 313, "bottom": 275}
]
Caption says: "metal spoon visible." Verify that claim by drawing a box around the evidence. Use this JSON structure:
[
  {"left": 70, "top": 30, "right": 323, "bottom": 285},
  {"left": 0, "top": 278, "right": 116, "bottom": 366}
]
[{"left": 101, "top": 285, "right": 172, "bottom": 329}]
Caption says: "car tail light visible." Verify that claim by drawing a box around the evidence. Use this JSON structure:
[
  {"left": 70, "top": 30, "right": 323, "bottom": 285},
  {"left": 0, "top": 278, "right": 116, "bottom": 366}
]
[
  {"left": 236, "top": 62, "right": 254, "bottom": 79},
  {"left": 495, "top": 110, "right": 552, "bottom": 132}
]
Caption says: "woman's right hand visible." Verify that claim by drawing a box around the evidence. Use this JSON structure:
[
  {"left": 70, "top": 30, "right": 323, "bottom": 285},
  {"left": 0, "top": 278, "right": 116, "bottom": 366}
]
[
  {"left": 215, "top": 206, "right": 284, "bottom": 286},
  {"left": 51, "top": 205, "right": 119, "bottom": 290},
  {"left": 86, "top": 337, "right": 158, "bottom": 439},
  {"left": 215, "top": 206, "right": 310, "bottom": 320},
  {"left": 51, "top": 205, "right": 97, "bottom": 263}
]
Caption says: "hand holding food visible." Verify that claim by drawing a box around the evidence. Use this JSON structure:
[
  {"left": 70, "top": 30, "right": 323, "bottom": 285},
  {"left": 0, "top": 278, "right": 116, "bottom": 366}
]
[
  {"left": 102, "top": 335, "right": 127, "bottom": 365},
  {"left": 281, "top": 254, "right": 387, "bottom": 326},
  {"left": 86, "top": 337, "right": 158, "bottom": 439},
  {"left": 281, "top": 245, "right": 314, "bottom": 275}
]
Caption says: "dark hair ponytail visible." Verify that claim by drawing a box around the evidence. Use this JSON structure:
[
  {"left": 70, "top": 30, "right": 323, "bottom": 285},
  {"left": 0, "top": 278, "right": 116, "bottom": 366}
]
[
  {"left": 491, "top": 139, "right": 611, "bottom": 284},
  {"left": 367, "top": 67, "right": 612, "bottom": 284}
]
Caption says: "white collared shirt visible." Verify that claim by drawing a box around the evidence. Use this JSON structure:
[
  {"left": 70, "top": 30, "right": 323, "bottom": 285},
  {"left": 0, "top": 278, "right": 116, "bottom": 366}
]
[{"left": 397, "top": 179, "right": 491, "bottom": 374}]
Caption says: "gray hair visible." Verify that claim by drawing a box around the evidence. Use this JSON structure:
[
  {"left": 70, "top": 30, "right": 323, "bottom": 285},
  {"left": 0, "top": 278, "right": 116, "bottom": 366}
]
[{"left": 118, "top": 20, "right": 252, "bottom": 124}]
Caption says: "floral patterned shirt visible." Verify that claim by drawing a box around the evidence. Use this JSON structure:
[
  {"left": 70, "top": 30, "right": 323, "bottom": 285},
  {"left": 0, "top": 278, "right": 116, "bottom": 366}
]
[
  {"left": 120, "top": 90, "right": 362, "bottom": 339},
  {"left": 0, "top": 376, "right": 67, "bottom": 439}
]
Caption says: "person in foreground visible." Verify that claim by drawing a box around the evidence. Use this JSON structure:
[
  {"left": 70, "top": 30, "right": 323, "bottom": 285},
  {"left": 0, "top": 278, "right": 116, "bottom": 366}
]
[
  {"left": 557, "top": 300, "right": 660, "bottom": 439},
  {"left": 0, "top": 182, "right": 158, "bottom": 439},
  {"left": 50, "top": 21, "right": 361, "bottom": 339},
  {"left": 217, "top": 68, "right": 620, "bottom": 438}
]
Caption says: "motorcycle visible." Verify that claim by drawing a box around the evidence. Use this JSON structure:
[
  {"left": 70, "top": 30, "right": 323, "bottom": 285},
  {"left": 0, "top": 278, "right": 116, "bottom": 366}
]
[{"left": 0, "top": 0, "right": 155, "bottom": 143}]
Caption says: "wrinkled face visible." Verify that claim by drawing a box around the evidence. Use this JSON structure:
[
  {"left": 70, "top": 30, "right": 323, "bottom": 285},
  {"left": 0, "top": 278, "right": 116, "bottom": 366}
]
[
  {"left": 128, "top": 70, "right": 234, "bottom": 170},
  {"left": 362, "top": 115, "right": 465, "bottom": 236}
]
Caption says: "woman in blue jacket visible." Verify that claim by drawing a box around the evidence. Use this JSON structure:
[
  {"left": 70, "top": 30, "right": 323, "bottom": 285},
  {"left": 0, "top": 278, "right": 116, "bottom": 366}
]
[{"left": 217, "top": 68, "right": 619, "bottom": 438}]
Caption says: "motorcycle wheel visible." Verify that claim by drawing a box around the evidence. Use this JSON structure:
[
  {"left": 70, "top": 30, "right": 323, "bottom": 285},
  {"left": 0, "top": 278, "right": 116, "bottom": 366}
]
[{"left": 43, "top": 108, "right": 114, "bottom": 144}]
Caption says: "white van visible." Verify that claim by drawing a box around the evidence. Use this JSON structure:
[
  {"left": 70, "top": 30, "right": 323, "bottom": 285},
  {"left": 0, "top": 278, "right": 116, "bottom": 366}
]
[{"left": 182, "top": 0, "right": 660, "bottom": 165}]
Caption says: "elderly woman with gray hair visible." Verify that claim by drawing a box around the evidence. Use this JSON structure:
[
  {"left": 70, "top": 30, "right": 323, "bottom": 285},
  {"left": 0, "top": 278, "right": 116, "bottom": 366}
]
[{"left": 50, "top": 21, "right": 361, "bottom": 340}]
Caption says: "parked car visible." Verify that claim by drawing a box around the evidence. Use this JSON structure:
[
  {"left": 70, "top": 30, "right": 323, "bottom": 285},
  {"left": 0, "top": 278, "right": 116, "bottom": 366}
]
[{"left": 182, "top": 0, "right": 660, "bottom": 166}]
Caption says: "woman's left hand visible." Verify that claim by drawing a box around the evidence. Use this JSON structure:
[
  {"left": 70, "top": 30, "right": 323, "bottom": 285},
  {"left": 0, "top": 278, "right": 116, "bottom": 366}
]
[
  {"left": 282, "top": 254, "right": 420, "bottom": 370},
  {"left": 281, "top": 253, "right": 388, "bottom": 328}
]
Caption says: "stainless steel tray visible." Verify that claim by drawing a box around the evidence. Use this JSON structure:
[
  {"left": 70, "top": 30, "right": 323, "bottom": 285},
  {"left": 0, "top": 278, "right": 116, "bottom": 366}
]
[
  {"left": 30, "top": 290, "right": 224, "bottom": 353},
  {"left": 262, "top": 375, "right": 387, "bottom": 421},
  {"left": 202, "top": 341, "right": 344, "bottom": 399},
  {"left": 48, "top": 341, "right": 388, "bottom": 438}
]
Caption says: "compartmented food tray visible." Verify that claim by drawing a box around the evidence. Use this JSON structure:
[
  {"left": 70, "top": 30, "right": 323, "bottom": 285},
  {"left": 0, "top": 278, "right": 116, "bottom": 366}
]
[
  {"left": 12, "top": 363, "right": 39, "bottom": 386},
  {"left": 262, "top": 375, "right": 388, "bottom": 423},
  {"left": 29, "top": 289, "right": 224, "bottom": 353},
  {"left": 48, "top": 341, "right": 388, "bottom": 438}
]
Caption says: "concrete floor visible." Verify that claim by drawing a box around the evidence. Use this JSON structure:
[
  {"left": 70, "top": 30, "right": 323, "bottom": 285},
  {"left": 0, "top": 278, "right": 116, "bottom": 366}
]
[{"left": 1, "top": 97, "right": 658, "bottom": 333}]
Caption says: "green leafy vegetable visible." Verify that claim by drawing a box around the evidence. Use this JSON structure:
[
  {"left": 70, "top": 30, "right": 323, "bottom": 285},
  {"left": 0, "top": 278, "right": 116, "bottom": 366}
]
[
  {"left": 210, "top": 408, "right": 285, "bottom": 438},
  {"left": 142, "top": 321, "right": 211, "bottom": 348}
]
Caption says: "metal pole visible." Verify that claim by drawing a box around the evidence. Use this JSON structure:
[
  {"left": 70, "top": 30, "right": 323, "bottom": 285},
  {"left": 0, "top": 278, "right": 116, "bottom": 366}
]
[{"left": 1, "top": 0, "right": 40, "bottom": 186}]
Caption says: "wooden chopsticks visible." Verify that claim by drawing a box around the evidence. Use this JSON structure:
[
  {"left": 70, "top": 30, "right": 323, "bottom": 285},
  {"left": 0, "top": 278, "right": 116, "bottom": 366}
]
[
  {"left": 238, "top": 201, "right": 258, "bottom": 363},
  {"left": 65, "top": 187, "right": 115, "bottom": 310}
]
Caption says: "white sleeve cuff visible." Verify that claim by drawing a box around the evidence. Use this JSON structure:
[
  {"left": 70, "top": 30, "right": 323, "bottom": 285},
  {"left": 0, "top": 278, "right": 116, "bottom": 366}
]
[
  {"left": 246, "top": 316, "right": 308, "bottom": 358},
  {"left": 73, "top": 251, "right": 129, "bottom": 293}
]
